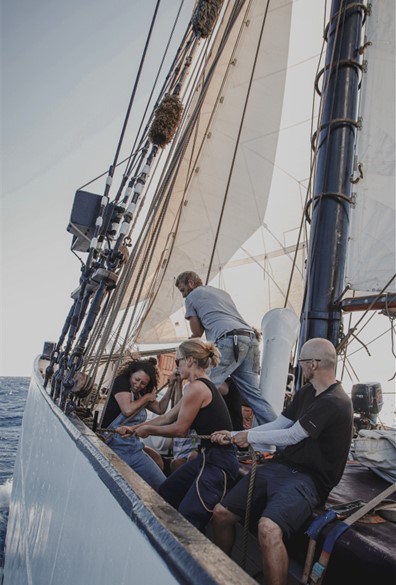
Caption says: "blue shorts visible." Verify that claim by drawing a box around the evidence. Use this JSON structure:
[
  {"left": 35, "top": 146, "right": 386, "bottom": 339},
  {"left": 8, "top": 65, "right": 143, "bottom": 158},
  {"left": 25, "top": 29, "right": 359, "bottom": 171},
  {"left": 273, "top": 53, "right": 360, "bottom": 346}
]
[
  {"left": 221, "top": 461, "right": 321, "bottom": 539},
  {"left": 159, "top": 445, "right": 239, "bottom": 532}
]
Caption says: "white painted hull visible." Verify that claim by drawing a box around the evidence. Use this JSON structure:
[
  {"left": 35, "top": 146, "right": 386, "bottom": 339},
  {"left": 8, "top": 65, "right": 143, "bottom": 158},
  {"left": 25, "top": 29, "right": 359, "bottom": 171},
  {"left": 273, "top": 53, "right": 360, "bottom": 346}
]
[{"left": 3, "top": 359, "right": 253, "bottom": 585}]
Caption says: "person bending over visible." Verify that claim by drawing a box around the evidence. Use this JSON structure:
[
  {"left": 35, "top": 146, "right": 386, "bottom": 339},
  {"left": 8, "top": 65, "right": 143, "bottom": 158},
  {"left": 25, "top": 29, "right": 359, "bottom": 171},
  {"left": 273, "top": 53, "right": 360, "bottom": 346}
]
[
  {"left": 211, "top": 338, "right": 353, "bottom": 585},
  {"left": 117, "top": 339, "right": 239, "bottom": 532},
  {"left": 175, "top": 271, "right": 276, "bottom": 425}
]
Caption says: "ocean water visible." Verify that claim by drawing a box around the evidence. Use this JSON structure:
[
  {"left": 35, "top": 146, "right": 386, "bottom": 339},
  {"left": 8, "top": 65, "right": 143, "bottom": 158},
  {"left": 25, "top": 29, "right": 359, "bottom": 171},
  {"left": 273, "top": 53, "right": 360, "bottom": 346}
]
[{"left": 0, "top": 377, "right": 29, "bottom": 569}]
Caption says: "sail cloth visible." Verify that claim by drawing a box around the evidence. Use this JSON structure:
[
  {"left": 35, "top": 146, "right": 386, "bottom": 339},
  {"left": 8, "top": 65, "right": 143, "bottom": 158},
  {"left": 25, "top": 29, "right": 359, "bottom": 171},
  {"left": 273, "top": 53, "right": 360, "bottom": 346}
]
[
  {"left": 345, "top": 0, "right": 396, "bottom": 294},
  {"left": 134, "top": 0, "right": 325, "bottom": 345},
  {"left": 354, "top": 429, "right": 396, "bottom": 484}
]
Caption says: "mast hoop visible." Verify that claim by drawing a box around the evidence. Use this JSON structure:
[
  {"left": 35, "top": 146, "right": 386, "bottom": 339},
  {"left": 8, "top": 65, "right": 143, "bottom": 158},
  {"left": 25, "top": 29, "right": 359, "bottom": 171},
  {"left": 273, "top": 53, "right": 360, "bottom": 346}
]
[
  {"left": 314, "top": 191, "right": 352, "bottom": 204},
  {"left": 311, "top": 117, "right": 360, "bottom": 152},
  {"left": 304, "top": 191, "right": 353, "bottom": 224},
  {"left": 314, "top": 59, "right": 363, "bottom": 97},
  {"left": 323, "top": 3, "right": 368, "bottom": 42}
]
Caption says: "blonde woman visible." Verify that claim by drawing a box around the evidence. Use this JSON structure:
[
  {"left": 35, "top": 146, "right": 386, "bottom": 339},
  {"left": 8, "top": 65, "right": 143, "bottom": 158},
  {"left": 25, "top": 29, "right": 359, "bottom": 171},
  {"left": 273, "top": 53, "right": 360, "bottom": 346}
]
[{"left": 117, "top": 339, "right": 239, "bottom": 532}]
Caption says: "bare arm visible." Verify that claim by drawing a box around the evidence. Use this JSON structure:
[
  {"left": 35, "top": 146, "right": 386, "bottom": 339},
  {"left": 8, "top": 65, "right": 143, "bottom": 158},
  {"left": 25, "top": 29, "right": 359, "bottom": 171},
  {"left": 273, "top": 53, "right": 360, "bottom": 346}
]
[
  {"left": 144, "top": 401, "right": 182, "bottom": 426},
  {"left": 146, "top": 385, "right": 174, "bottom": 415},
  {"left": 115, "top": 390, "right": 156, "bottom": 418},
  {"left": 116, "top": 402, "right": 182, "bottom": 436},
  {"left": 188, "top": 316, "right": 204, "bottom": 338},
  {"left": 134, "top": 381, "right": 209, "bottom": 439}
]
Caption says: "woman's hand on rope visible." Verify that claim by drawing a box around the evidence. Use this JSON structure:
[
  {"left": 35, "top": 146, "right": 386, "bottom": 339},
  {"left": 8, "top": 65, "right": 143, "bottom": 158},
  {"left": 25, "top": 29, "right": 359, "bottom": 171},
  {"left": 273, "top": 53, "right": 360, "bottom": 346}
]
[
  {"left": 116, "top": 425, "right": 136, "bottom": 437},
  {"left": 115, "top": 422, "right": 151, "bottom": 438},
  {"left": 211, "top": 430, "right": 233, "bottom": 445},
  {"left": 144, "top": 390, "right": 158, "bottom": 404},
  {"left": 168, "top": 371, "right": 180, "bottom": 385},
  {"left": 134, "top": 424, "right": 152, "bottom": 439}
]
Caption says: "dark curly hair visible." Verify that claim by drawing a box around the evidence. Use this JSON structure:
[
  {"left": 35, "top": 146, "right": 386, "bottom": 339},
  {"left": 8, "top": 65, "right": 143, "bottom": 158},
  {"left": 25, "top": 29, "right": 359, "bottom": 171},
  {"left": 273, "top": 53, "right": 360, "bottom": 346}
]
[{"left": 117, "top": 357, "right": 158, "bottom": 394}]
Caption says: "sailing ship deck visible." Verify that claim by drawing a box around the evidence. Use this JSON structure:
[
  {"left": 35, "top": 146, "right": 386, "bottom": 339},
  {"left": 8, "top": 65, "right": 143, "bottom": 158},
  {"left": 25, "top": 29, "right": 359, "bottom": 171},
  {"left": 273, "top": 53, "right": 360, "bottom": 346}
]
[{"left": 225, "top": 460, "right": 396, "bottom": 584}]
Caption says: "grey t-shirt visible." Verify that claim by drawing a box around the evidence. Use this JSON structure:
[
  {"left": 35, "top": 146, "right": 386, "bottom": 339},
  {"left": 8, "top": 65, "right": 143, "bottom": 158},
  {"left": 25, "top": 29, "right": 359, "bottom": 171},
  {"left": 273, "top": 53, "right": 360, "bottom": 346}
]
[{"left": 184, "top": 285, "right": 251, "bottom": 342}]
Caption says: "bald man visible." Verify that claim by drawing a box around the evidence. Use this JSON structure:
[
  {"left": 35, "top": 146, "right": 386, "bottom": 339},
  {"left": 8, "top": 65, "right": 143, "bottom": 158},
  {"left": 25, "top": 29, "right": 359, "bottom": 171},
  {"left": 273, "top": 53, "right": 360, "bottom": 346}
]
[{"left": 211, "top": 338, "right": 353, "bottom": 585}]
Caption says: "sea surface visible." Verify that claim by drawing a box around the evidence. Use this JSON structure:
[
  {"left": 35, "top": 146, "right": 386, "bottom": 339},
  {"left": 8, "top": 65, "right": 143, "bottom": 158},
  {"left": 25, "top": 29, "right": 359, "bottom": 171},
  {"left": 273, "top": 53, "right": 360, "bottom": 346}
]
[{"left": 0, "top": 377, "right": 29, "bottom": 570}]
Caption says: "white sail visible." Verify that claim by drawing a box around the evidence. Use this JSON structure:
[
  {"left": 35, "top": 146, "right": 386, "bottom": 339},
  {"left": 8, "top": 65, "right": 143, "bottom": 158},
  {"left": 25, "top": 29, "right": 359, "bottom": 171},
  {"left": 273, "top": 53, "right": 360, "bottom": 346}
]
[
  {"left": 134, "top": 0, "right": 326, "bottom": 345},
  {"left": 345, "top": 0, "right": 396, "bottom": 294}
]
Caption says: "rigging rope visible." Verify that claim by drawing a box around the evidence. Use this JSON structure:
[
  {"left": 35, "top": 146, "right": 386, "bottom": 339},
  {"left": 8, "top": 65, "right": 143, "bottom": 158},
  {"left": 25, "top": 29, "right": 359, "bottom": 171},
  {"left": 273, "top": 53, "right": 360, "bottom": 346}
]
[
  {"left": 111, "top": 0, "right": 162, "bottom": 174},
  {"left": 56, "top": 4, "right": 203, "bottom": 410},
  {"left": 206, "top": 0, "right": 259, "bottom": 282},
  {"left": 79, "top": 3, "right": 193, "bottom": 193},
  {"left": 61, "top": 1, "right": 244, "bottom": 406},
  {"left": 128, "top": 1, "right": 248, "bottom": 343},
  {"left": 60, "top": 12, "right": 201, "bottom": 406}
]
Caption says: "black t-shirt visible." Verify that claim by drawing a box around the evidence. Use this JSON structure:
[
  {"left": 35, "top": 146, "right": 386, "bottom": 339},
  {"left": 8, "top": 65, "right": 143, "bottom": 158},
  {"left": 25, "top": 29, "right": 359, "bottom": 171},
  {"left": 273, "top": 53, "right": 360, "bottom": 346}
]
[
  {"left": 101, "top": 374, "right": 131, "bottom": 428},
  {"left": 274, "top": 382, "right": 353, "bottom": 501},
  {"left": 193, "top": 378, "right": 233, "bottom": 446}
]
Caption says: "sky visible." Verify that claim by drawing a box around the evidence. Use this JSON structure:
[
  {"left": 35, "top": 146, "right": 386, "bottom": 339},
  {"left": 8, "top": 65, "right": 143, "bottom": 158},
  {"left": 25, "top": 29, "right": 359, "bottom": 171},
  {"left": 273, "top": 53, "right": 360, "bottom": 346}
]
[
  {"left": 1, "top": 0, "right": 394, "bottom": 424},
  {"left": 1, "top": 0, "right": 194, "bottom": 377}
]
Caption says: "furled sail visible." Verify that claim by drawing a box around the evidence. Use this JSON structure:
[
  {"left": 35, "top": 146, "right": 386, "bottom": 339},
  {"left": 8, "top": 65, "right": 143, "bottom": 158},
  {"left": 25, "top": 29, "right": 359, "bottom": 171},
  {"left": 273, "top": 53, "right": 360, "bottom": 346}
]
[
  {"left": 345, "top": 0, "right": 396, "bottom": 294},
  {"left": 132, "top": 0, "right": 326, "bottom": 345}
]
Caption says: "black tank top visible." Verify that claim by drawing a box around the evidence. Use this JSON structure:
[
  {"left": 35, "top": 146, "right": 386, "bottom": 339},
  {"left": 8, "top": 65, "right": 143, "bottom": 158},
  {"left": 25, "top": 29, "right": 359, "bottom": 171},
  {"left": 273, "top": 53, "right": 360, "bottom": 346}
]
[{"left": 192, "top": 378, "right": 233, "bottom": 446}]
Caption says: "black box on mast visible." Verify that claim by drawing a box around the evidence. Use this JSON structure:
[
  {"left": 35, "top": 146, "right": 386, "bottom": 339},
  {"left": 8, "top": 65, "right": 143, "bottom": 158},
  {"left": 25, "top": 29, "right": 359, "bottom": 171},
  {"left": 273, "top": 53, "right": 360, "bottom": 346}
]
[{"left": 67, "top": 190, "right": 114, "bottom": 252}]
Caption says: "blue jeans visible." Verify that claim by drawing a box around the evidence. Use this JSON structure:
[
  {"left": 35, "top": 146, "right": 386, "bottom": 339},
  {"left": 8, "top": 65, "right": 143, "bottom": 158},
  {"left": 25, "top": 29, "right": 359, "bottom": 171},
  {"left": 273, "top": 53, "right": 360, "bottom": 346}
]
[
  {"left": 106, "top": 409, "right": 166, "bottom": 491},
  {"left": 210, "top": 335, "right": 276, "bottom": 425},
  {"left": 108, "top": 432, "right": 166, "bottom": 491}
]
